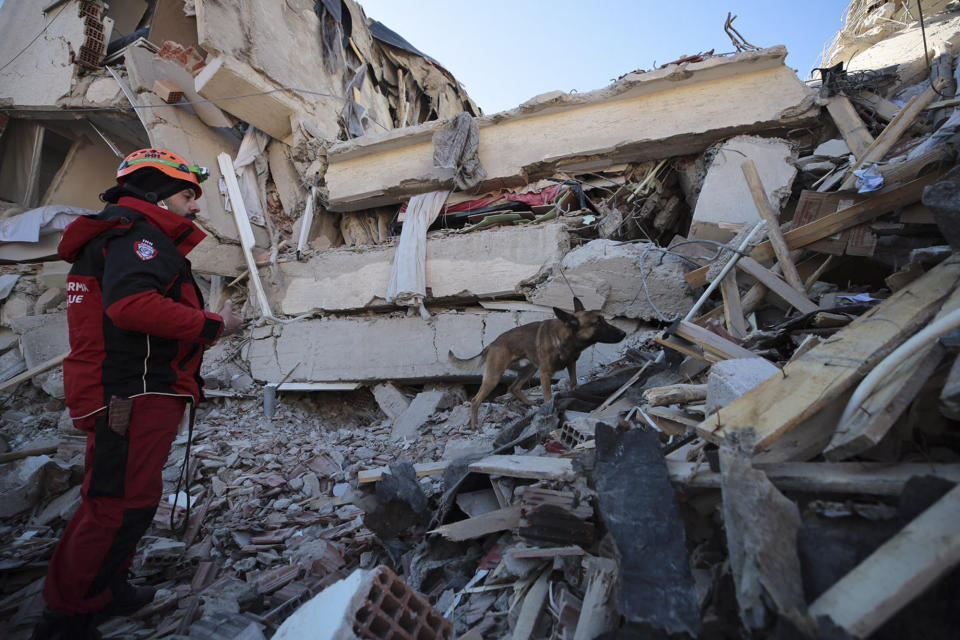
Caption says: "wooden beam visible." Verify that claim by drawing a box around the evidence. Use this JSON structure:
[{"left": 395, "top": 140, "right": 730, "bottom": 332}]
[
  {"left": 0, "top": 444, "right": 59, "bottom": 464},
  {"left": 654, "top": 334, "right": 715, "bottom": 363},
  {"left": 696, "top": 256, "right": 960, "bottom": 459},
  {"left": 667, "top": 461, "right": 960, "bottom": 495},
  {"left": 825, "top": 95, "right": 874, "bottom": 159},
  {"left": 736, "top": 257, "right": 818, "bottom": 314},
  {"left": 673, "top": 320, "right": 757, "bottom": 361},
  {"left": 429, "top": 506, "right": 522, "bottom": 541},
  {"left": 686, "top": 172, "right": 940, "bottom": 289},
  {"left": 720, "top": 271, "right": 749, "bottom": 338},
  {"left": 839, "top": 79, "right": 947, "bottom": 190},
  {"left": 824, "top": 285, "right": 960, "bottom": 460},
  {"left": 513, "top": 568, "right": 550, "bottom": 640},
  {"left": 741, "top": 160, "right": 806, "bottom": 293},
  {"left": 808, "top": 484, "right": 960, "bottom": 638}
]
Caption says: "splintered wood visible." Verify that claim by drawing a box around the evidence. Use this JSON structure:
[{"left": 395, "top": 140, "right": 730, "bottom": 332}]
[{"left": 696, "top": 256, "right": 960, "bottom": 460}]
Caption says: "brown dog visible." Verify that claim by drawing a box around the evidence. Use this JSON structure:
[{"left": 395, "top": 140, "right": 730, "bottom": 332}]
[{"left": 448, "top": 298, "right": 626, "bottom": 429}]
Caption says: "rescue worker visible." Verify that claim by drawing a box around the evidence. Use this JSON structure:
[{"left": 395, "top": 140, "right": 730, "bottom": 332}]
[{"left": 33, "top": 149, "right": 243, "bottom": 639}]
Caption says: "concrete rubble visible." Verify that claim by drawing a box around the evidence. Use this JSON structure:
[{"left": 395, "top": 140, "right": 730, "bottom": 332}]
[{"left": 1, "top": 0, "right": 960, "bottom": 638}]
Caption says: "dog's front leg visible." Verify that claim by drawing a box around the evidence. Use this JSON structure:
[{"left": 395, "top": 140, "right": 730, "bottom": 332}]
[{"left": 567, "top": 361, "right": 578, "bottom": 390}]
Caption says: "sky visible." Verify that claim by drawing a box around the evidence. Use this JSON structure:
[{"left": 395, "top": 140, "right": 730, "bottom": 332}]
[{"left": 356, "top": 0, "right": 850, "bottom": 114}]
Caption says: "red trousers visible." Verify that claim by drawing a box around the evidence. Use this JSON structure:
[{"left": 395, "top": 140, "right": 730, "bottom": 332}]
[{"left": 43, "top": 394, "right": 186, "bottom": 615}]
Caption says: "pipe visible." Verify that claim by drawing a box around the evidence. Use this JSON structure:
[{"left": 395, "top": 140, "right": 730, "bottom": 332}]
[
  {"left": 839, "top": 307, "right": 960, "bottom": 427},
  {"left": 683, "top": 220, "right": 767, "bottom": 321}
]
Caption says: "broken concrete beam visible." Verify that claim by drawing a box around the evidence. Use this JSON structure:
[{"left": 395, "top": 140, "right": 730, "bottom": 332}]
[
  {"left": 593, "top": 424, "right": 700, "bottom": 637},
  {"left": 528, "top": 239, "right": 695, "bottom": 321},
  {"left": 719, "top": 448, "right": 811, "bottom": 633},
  {"left": 390, "top": 386, "right": 463, "bottom": 441},
  {"left": 248, "top": 309, "right": 638, "bottom": 384},
  {"left": 274, "top": 565, "right": 452, "bottom": 640},
  {"left": 706, "top": 358, "right": 780, "bottom": 414},
  {"left": 325, "top": 47, "right": 817, "bottom": 211},
  {"left": 689, "top": 135, "right": 798, "bottom": 243},
  {"left": 195, "top": 54, "right": 302, "bottom": 142},
  {"left": 278, "top": 223, "right": 569, "bottom": 315}
]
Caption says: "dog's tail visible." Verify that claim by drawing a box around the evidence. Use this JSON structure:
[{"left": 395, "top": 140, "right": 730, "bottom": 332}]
[{"left": 447, "top": 348, "right": 487, "bottom": 371}]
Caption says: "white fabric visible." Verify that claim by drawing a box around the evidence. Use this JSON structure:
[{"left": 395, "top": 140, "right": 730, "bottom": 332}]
[
  {"left": 233, "top": 127, "right": 269, "bottom": 226},
  {"left": 386, "top": 190, "right": 450, "bottom": 311},
  {"left": 0, "top": 205, "right": 95, "bottom": 243}
]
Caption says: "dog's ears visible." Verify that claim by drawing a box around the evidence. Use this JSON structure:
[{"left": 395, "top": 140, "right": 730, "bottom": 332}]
[
  {"left": 573, "top": 297, "right": 585, "bottom": 312},
  {"left": 554, "top": 307, "right": 578, "bottom": 326}
]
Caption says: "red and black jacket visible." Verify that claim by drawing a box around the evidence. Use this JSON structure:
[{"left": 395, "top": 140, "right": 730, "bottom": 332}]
[{"left": 58, "top": 196, "right": 224, "bottom": 421}]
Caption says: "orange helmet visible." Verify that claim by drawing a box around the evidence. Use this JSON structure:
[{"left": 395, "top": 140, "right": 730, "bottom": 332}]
[{"left": 116, "top": 148, "right": 209, "bottom": 197}]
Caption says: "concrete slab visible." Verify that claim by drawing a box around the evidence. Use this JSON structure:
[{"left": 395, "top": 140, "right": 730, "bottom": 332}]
[
  {"left": 325, "top": 47, "right": 817, "bottom": 211},
  {"left": 194, "top": 54, "right": 302, "bottom": 141},
  {"left": 267, "top": 140, "right": 304, "bottom": 217},
  {"left": 371, "top": 383, "right": 411, "bottom": 421},
  {"left": 0, "top": 292, "right": 32, "bottom": 328},
  {"left": 0, "top": 328, "right": 17, "bottom": 354},
  {"left": 34, "top": 288, "right": 64, "bottom": 314},
  {"left": 390, "top": 386, "right": 464, "bottom": 441},
  {"left": 39, "top": 262, "right": 70, "bottom": 289},
  {"left": 689, "top": 135, "right": 798, "bottom": 243},
  {"left": 0, "top": 349, "right": 26, "bottom": 383},
  {"left": 706, "top": 358, "right": 780, "bottom": 414},
  {"left": 0, "top": 1, "right": 86, "bottom": 107},
  {"left": 813, "top": 138, "right": 851, "bottom": 158},
  {"left": 278, "top": 222, "right": 569, "bottom": 315},
  {"left": 10, "top": 313, "right": 69, "bottom": 368},
  {"left": 0, "top": 275, "right": 18, "bottom": 301},
  {"left": 247, "top": 309, "right": 641, "bottom": 384},
  {"left": 528, "top": 239, "right": 695, "bottom": 321}
]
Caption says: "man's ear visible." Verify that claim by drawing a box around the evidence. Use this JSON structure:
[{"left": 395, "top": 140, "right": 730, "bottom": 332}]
[
  {"left": 573, "top": 297, "right": 585, "bottom": 312},
  {"left": 554, "top": 307, "right": 578, "bottom": 327}
]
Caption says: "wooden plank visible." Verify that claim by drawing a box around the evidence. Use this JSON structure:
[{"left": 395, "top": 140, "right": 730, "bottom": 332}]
[
  {"left": 736, "top": 257, "right": 818, "bottom": 314},
  {"left": 513, "top": 569, "right": 550, "bottom": 640},
  {"left": 666, "top": 461, "right": 960, "bottom": 495},
  {"left": 573, "top": 557, "right": 618, "bottom": 640},
  {"left": 0, "top": 444, "right": 59, "bottom": 464},
  {"left": 429, "top": 506, "right": 522, "bottom": 541},
  {"left": 674, "top": 320, "right": 757, "bottom": 361},
  {"left": 642, "top": 384, "right": 707, "bottom": 407},
  {"left": 824, "top": 285, "right": 960, "bottom": 460},
  {"left": 357, "top": 460, "right": 449, "bottom": 484},
  {"left": 654, "top": 334, "right": 715, "bottom": 363},
  {"left": 825, "top": 95, "right": 874, "bottom": 159},
  {"left": 751, "top": 173, "right": 940, "bottom": 263},
  {"left": 217, "top": 153, "right": 274, "bottom": 318},
  {"left": 0, "top": 351, "right": 67, "bottom": 394},
  {"left": 696, "top": 256, "right": 960, "bottom": 458},
  {"left": 850, "top": 90, "right": 900, "bottom": 121},
  {"left": 791, "top": 191, "right": 852, "bottom": 255},
  {"left": 720, "top": 271, "right": 748, "bottom": 338},
  {"left": 808, "top": 484, "right": 960, "bottom": 638},
  {"left": 467, "top": 455, "right": 575, "bottom": 481},
  {"left": 509, "top": 545, "right": 586, "bottom": 559}
]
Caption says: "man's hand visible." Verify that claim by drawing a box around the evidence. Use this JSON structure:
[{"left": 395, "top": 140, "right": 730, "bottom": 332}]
[{"left": 218, "top": 299, "right": 243, "bottom": 336}]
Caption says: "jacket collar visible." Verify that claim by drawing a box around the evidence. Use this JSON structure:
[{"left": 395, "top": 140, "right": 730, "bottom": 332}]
[{"left": 117, "top": 196, "right": 207, "bottom": 257}]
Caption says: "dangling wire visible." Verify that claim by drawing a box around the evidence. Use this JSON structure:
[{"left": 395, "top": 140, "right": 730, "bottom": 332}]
[{"left": 917, "top": 0, "right": 952, "bottom": 99}]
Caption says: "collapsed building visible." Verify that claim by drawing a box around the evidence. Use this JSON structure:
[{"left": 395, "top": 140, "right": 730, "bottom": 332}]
[{"left": 1, "top": 0, "right": 959, "bottom": 638}]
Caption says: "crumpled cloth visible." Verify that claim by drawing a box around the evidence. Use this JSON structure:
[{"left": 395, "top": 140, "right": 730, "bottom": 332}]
[
  {"left": 433, "top": 112, "right": 486, "bottom": 191},
  {"left": 853, "top": 164, "right": 884, "bottom": 194},
  {"left": 386, "top": 190, "right": 450, "bottom": 317},
  {"left": 0, "top": 206, "right": 94, "bottom": 243}
]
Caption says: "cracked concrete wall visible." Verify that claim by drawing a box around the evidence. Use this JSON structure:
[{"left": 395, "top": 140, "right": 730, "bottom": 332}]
[
  {"left": 278, "top": 222, "right": 570, "bottom": 315},
  {"left": 247, "top": 309, "right": 641, "bottom": 383},
  {"left": 688, "top": 135, "right": 798, "bottom": 243},
  {"left": 528, "top": 239, "right": 696, "bottom": 322},
  {"left": 41, "top": 137, "right": 120, "bottom": 211},
  {"left": 324, "top": 47, "right": 818, "bottom": 211},
  {"left": 0, "top": 0, "right": 86, "bottom": 107}
]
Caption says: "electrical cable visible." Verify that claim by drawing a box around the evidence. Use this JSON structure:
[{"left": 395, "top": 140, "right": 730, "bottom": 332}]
[{"left": 917, "top": 0, "right": 951, "bottom": 99}]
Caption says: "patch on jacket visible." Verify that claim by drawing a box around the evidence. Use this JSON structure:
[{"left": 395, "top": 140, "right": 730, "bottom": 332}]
[{"left": 134, "top": 239, "right": 157, "bottom": 261}]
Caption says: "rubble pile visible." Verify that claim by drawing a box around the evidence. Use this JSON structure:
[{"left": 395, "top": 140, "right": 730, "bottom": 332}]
[{"left": 2, "top": 0, "right": 960, "bottom": 638}]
